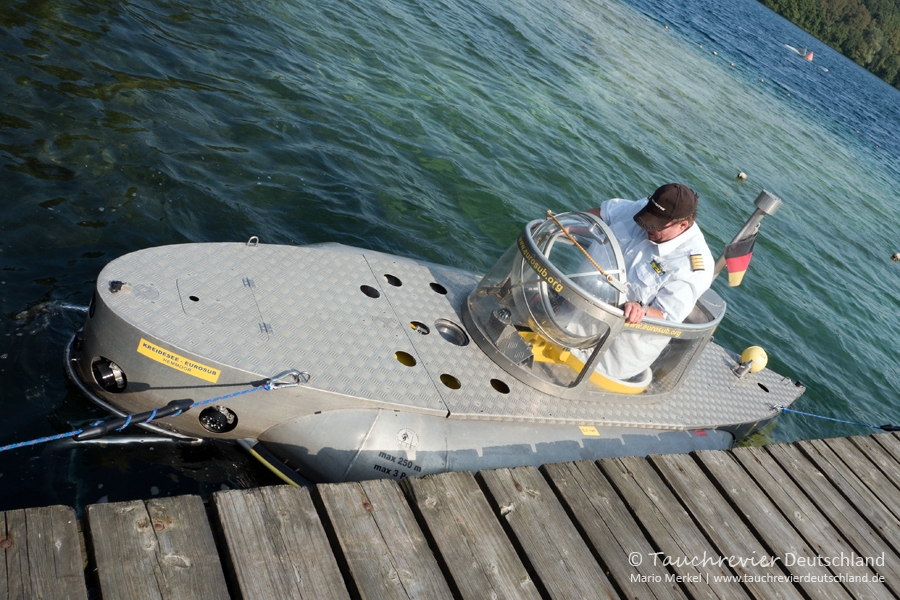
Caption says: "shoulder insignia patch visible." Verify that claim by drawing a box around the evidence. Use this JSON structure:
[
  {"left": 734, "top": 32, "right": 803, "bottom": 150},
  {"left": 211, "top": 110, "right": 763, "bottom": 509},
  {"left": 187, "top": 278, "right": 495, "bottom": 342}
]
[{"left": 690, "top": 254, "right": 705, "bottom": 272}]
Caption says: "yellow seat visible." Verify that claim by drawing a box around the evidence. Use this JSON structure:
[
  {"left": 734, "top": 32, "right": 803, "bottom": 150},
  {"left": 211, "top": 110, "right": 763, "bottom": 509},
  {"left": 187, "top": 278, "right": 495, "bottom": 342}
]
[{"left": 519, "top": 331, "right": 650, "bottom": 394}]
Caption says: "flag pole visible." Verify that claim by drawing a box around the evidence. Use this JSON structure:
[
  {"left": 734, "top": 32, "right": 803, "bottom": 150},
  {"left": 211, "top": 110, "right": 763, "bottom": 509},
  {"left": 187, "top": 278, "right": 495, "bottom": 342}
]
[{"left": 713, "top": 190, "right": 782, "bottom": 280}]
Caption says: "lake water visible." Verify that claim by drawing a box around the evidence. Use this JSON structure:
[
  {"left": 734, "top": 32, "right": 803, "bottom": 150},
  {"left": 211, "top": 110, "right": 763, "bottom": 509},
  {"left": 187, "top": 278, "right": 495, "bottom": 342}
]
[{"left": 1, "top": 0, "right": 898, "bottom": 514}]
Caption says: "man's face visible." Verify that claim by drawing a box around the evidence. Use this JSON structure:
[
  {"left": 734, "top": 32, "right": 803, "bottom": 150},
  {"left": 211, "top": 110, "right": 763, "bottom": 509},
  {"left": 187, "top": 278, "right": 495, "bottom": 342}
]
[{"left": 644, "top": 219, "right": 689, "bottom": 243}]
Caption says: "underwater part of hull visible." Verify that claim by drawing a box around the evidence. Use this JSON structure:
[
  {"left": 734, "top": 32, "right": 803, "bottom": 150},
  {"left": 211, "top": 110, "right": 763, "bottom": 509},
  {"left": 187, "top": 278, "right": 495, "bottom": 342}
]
[{"left": 258, "top": 409, "right": 738, "bottom": 483}]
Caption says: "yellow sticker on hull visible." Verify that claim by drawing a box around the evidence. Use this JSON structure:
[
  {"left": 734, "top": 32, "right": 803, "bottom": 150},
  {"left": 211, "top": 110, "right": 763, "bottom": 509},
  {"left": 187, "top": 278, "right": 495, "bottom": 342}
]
[
  {"left": 579, "top": 426, "right": 600, "bottom": 437},
  {"left": 137, "top": 338, "right": 221, "bottom": 383}
]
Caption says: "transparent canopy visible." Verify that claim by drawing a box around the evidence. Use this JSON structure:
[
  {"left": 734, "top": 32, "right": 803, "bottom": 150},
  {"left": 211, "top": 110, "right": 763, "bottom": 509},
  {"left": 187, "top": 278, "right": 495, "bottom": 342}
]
[{"left": 463, "top": 211, "right": 724, "bottom": 398}]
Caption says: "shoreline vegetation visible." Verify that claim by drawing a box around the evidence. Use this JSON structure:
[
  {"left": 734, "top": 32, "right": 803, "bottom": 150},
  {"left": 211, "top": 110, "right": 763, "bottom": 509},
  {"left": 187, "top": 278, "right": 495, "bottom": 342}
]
[{"left": 758, "top": 0, "right": 900, "bottom": 88}]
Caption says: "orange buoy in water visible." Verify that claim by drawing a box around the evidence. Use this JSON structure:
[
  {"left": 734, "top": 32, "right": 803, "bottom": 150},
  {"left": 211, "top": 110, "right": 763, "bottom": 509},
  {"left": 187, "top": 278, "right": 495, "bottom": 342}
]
[{"left": 805, "top": 51, "right": 813, "bottom": 61}]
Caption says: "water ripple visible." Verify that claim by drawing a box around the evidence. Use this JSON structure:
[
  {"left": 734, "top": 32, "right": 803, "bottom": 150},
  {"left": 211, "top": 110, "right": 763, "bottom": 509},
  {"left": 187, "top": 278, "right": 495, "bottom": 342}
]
[{"left": 1, "top": 0, "right": 900, "bottom": 509}]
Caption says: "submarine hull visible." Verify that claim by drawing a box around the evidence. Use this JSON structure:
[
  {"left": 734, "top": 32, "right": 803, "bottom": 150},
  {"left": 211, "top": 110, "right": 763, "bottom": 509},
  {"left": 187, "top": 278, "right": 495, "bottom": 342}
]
[{"left": 69, "top": 240, "right": 804, "bottom": 484}]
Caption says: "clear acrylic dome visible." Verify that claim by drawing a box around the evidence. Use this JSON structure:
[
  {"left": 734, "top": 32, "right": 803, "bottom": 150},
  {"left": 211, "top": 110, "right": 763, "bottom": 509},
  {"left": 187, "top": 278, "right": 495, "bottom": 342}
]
[
  {"left": 465, "top": 211, "right": 626, "bottom": 360},
  {"left": 463, "top": 211, "right": 723, "bottom": 396}
]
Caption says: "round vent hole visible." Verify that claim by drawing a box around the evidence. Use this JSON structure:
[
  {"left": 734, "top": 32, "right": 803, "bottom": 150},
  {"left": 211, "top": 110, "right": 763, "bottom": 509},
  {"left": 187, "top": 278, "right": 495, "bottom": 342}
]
[
  {"left": 491, "top": 379, "right": 510, "bottom": 394},
  {"left": 440, "top": 374, "right": 461, "bottom": 389},
  {"left": 395, "top": 351, "right": 417, "bottom": 367},
  {"left": 360, "top": 285, "right": 380, "bottom": 298}
]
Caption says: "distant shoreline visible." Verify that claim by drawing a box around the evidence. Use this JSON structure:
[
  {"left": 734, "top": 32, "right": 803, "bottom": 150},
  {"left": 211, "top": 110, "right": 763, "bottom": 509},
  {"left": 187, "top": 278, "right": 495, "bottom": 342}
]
[{"left": 758, "top": 0, "right": 900, "bottom": 91}]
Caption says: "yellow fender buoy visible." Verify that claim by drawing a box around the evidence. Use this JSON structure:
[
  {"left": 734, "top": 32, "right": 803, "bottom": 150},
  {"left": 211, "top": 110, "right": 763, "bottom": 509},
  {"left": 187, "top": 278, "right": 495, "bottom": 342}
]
[{"left": 741, "top": 346, "right": 768, "bottom": 372}]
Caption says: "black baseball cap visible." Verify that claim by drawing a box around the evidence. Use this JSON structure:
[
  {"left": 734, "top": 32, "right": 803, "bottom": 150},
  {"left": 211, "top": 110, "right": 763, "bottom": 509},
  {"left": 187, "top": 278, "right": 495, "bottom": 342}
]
[{"left": 633, "top": 183, "right": 697, "bottom": 231}]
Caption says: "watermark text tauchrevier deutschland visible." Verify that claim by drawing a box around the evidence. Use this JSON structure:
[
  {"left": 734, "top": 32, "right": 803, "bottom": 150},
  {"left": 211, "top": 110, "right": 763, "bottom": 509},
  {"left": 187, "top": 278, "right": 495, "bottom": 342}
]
[
  {"left": 627, "top": 550, "right": 886, "bottom": 569},
  {"left": 627, "top": 551, "right": 887, "bottom": 585}
]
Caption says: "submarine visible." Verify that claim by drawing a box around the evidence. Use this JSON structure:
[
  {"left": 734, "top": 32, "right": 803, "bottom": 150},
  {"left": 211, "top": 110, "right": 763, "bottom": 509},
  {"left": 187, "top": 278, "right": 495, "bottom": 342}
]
[{"left": 66, "top": 190, "right": 804, "bottom": 485}]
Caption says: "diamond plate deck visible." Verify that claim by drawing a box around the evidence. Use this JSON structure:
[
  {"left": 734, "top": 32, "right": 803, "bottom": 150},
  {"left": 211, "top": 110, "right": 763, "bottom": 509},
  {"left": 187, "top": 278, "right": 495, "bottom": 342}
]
[{"left": 98, "top": 242, "right": 803, "bottom": 430}]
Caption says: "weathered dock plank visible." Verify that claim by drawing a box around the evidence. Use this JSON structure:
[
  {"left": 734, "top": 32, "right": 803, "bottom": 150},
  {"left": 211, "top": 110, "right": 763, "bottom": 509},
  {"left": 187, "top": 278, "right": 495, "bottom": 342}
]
[
  {"left": 731, "top": 446, "right": 895, "bottom": 597},
  {"left": 871, "top": 432, "right": 900, "bottom": 466},
  {"left": 213, "top": 485, "right": 349, "bottom": 600},
  {"left": 541, "top": 460, "right": 687, "bottom": 600},
  {"left": 765, "top": 442, "right": 900, "bottom": 586},
  {"left": 599, "top": 455, "right": 749, "bottom": 600},
  {"left": 652, "top": 453, "right": 808, "bottom": 599},
  {"left": 0, "top": 505, "right": 87, "bottom": 600},
  {"left": 479, "top": 465, "right": 618, "bottom": 599},
  {"left": 848, "top": 434, "right": 900, "bottom": 484},
  {"left": 319, "top": 477, "right": 453, "bottom": 599},
  {"left": 87, "top": 495, "right": 228, "bottom": 600},
  {"left": 402, "top": 471, "right": 540, "bottom": 600},
  {"left": 10, "top": 432, "right": 900, "bottom": 600},
  {"left": 798, "top": 439, "right": 900, "bottom": 550},
  {"left": 822, "top": 437, "right": 900, "bottom": 521},
  {"left": 694, "top": 449, "right": 880, "bottom": 599}
]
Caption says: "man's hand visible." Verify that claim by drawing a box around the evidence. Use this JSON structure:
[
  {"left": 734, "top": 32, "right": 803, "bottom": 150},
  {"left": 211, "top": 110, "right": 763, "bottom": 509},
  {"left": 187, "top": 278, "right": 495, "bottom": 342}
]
[{"left": 622, "top": 301, "right": 647, "bottom": 324}]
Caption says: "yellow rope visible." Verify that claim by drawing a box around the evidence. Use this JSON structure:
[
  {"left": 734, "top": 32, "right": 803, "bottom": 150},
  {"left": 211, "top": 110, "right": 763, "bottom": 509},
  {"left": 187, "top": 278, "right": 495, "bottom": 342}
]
[{"left": 546, "top": 210, "right": 616, "bottom": 283}]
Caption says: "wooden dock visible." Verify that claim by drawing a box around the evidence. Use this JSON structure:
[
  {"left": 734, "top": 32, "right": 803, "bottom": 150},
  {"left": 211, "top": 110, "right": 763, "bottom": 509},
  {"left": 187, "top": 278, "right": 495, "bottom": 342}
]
[{"left": 5, "top": 433, "right": 900, "bottom": 599}]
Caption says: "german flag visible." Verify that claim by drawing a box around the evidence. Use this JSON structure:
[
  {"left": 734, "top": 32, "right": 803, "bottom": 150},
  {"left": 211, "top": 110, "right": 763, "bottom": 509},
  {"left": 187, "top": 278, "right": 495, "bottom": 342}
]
[{"left": 724, "top": 233, "right": 757, "bottom": 286}]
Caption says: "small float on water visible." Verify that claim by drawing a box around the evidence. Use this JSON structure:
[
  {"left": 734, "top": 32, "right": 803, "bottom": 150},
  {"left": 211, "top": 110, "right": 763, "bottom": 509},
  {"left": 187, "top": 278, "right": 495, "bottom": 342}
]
[{"left": 66, "top": 190, "right": 804, "bottom": 484}]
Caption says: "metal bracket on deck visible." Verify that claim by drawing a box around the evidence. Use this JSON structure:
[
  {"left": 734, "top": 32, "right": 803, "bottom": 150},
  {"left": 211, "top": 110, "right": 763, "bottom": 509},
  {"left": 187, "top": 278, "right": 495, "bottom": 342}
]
[{"left": 733, "top": 360, "right": 753, "bottom": 378}]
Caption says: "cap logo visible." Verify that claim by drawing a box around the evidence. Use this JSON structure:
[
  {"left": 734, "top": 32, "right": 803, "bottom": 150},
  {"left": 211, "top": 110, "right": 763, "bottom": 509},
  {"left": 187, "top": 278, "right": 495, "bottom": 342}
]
[{"left": 650, "top": 198, "right": 666, "bottom": 211}]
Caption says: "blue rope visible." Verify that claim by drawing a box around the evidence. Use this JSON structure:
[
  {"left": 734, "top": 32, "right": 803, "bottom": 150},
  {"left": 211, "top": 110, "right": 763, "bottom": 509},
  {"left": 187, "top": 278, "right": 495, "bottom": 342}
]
[
  {"left": 0, "top": 430, "right": 85, "bottom": 453},
  {"left": 778, "top": 406, "right": 900, "bottom": 432},
  {"left": 189, "top": 382, "right": 270, "bottom": 408},
  {"left": 116, "top": 414, "right": 133, "bottom": 431},
  {"left": 0, "top": 382, "right": 272, "bottom": 453}
]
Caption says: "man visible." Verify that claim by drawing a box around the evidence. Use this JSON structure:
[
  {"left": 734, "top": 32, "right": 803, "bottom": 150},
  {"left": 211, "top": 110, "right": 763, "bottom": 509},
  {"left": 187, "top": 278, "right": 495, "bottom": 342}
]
[
  {"left": 580, "top": 183, "right": 714, "bottom": 381},
  {"left": 587, "top": 183, "right": 713, "bottom": 325}
]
